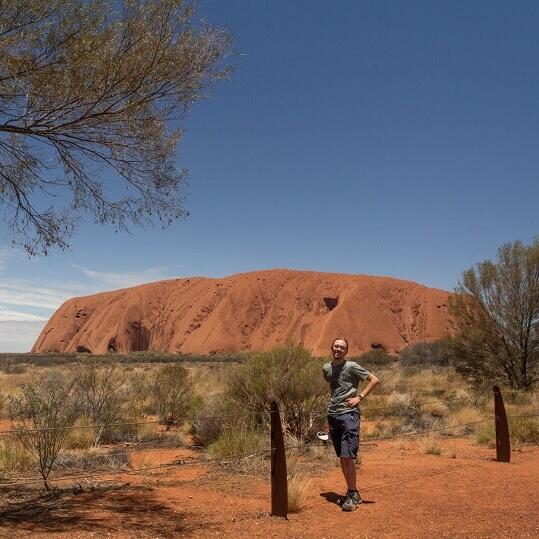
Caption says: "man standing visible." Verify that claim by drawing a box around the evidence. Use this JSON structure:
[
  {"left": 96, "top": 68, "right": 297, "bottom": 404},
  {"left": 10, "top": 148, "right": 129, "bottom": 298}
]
[{"left": 323, "top": 337, "right": 379, "bottom": 511}]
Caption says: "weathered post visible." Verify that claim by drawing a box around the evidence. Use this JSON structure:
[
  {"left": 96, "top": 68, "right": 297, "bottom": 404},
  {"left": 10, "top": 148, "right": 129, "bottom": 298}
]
[
  {"left": 493, "top": 385, "right": 510, "bottom": 462},
  {"left": 270, "top": 400, "right": 288, "bottom": 518}
]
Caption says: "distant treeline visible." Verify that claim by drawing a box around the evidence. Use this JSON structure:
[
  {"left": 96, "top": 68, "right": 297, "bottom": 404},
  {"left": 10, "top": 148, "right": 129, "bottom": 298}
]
[{"left": 0, "top": 351, "right": 245, "bottom": 372}]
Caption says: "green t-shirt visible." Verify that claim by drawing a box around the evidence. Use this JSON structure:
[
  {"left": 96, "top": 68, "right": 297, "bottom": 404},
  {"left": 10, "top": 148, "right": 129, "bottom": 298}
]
[{"left": 322, "top": 360, "right": 371, "bottom": 417}]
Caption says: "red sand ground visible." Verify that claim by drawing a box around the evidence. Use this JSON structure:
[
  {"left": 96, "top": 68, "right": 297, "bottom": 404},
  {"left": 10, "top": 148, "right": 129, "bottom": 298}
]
[
  {"left": 2, "top": 438, "right": 538, "bottom": 538},
  {"left": 32, "top": 269, "right": 452, "bottom": 356}
]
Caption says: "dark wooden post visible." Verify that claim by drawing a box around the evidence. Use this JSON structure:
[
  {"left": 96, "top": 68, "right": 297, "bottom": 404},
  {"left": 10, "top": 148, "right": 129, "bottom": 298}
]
[
  {"left": 270, "top": 400, "right": 288, "bottom": 518},
  {"left": 493, "top": 385, "right": 510, "bottom": 463}
]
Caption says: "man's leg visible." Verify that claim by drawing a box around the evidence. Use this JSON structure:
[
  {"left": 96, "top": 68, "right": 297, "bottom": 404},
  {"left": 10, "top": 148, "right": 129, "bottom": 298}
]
[{"left": 340, "top": 457, "right": 356, "bottom": 491}]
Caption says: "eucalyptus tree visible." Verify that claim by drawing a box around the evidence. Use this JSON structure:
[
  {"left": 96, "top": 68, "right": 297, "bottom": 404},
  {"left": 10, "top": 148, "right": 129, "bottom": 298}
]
[
  {"left": 450, "top": 239, "right": 539, "bottom": 389},
  {"left": 0, "top": 0, "right": 232, "bottom": 254}
]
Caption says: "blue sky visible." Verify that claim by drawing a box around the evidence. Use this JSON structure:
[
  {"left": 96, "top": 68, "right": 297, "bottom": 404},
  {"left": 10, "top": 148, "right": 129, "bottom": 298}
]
[{"left": 1, "top": 0, "right": 538, "bottom": 351}]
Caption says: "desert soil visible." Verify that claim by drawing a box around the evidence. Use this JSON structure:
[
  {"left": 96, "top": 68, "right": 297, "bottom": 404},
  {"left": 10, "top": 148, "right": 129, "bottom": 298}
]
[{"left": 1, "top": 438, "right": 538, "bottom": 538}]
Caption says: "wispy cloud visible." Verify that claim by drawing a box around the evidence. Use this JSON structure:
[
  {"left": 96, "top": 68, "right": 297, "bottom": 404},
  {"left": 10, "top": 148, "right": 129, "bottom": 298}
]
[
  {"left": 0, "top": 280, "right": 91, "bottom": 311},
  {"left": 0, "top": 321, "right": 46, "bottom": 352},
  {"left": 72, "top": 265, "right": 178, "bottom": 288},
  {"left": 0, "top": 265, "right": 182, "bottom": 351},
  {"left": 0, "top": 308, "right": 49, "bottom": 322}
]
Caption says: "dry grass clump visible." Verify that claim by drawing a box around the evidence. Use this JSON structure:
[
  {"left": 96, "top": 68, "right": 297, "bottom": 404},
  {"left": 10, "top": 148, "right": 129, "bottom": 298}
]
[
  {"left": 53, "top": 447, "right": 129, "bottom": 473},
  {"left": 64, "top": 418, "right": 97, "bottom": 450},
  {"left": 208, "top": 427, "right": 267, "bottom": 460},
  {"left": 446, "top": 407, "right": 486, "bottom": 436},
  {"left": 421, "top": 435, "right": 442, "bottom": 455},
  {"left": 422, "top": 401, "right": 449, "bottom": 419},
  {"left": 509, "top": 416, "right": 539, "bottom": 444},
  {"left": 0, "top": 438, "right": 34, "bottom": 476},
  {"left": 475, "top": 415, "right": 539, "bottom": 446},
  {"left": 287, "top": 471, "right": 311, "bottom": 513},
  {"left": 404, "top": 369, "right": 452, "bottom": 395}
]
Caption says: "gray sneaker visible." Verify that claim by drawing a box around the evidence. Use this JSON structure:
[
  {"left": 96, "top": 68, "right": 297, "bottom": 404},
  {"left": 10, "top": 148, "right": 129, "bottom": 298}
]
[{"left": 341, "top": 490, "right": 362, "bottom": 511}]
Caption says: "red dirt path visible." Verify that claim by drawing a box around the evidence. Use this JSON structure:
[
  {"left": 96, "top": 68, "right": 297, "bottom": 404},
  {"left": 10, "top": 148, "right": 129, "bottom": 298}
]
[{"left": 2, "top": 438, "right": 538, "bottom": 538}]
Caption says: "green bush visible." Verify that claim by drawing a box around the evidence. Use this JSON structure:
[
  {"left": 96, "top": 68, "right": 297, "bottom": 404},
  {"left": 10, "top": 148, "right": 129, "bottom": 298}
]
[
  {"left": 8, "top": 371, "right": 80, "bottom": 490},
  {"left": 355, "top": 349, "right": 396, "bottom": 369},
  {"left": 192, "top": 399, "right": 255, "bottom": 447},
  {"left": 399, "top": 339, "right": 455, "bottom": 368},
  {"left": 151, "top": 364, "right": 197, "bottom": 427},
  {"left": 208, "top": 427, "right": 267, "bottom": 459},
  {"left": 223, "top": 344, "right": 327, "bottom": 439},
  {"left": 74, "top": 361, "right": 136, "bottom": 445}
]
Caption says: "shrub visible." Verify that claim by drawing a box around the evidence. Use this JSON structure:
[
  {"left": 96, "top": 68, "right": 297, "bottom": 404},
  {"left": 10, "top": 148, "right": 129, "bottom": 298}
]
[
  {"left": 9, "top": 371, "right": 80, "bottom": 490},
  {"left": 192, "top": 399, "right": 254, "bottom": 447},
  {"left": 151, "top": 364, "right": 197, "bottom": 427},
  {"left": 0, "top": 438, "right": 34, "bottom": 476},
  {"left": 355, "top": 349, "right": 396, "bottom": 369},
  {"left": 399, "top": 340, "right": 455, "bottom": 368},
  {"left": 208, "top": 427, "right": 267, "bottom": 459},
  {"left": 223, "top": 344, "right": 327, "bottom": 439},
  {"left": 53, "top": 447, "right": 129, "bottom": 473},
  {"left": 74, "top": 361, "right": 134, "bottom": 445}
]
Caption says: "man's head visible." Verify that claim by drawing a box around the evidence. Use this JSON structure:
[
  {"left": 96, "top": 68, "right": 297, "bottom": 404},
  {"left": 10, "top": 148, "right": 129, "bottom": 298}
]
[{"left": 331, "top": 337, "right": 349, "bottom": 360}]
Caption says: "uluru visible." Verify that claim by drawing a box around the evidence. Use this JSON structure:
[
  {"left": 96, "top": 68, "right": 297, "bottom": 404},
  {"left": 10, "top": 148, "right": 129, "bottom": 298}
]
[{"left": 32, "top": 269, "right": 452, "bottom": 357}]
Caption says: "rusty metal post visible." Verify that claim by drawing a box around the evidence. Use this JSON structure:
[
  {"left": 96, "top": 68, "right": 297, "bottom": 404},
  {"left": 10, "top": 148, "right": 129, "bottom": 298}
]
[
  {"left": 493, "top": 385, "right": 510, "bottom": 462},
  {"left": 270, "top": 400, "right": 288, "bottom": 518}
]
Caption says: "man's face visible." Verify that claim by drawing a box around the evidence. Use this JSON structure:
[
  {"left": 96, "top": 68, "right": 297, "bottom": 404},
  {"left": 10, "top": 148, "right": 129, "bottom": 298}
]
[{"left": 332, "top": 339, "right": 348, "bottom": 360}]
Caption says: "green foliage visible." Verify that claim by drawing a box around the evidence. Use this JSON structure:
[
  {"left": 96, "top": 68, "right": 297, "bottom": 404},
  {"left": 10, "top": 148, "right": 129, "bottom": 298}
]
[
  {"left": 399, "top": 340, "right": 456, "bottom": 368},
  {"left": 450, "top": 239, "right": 539, "bottom": 389},
  {"left": 192, "top": 399, "right": 254, "bottom": 447},
  {"left": 151, "top": 364, "right": 196, "bottom": 427},
  {"left": 224, "top": 344, "right": 327, "bottom": 438},
  {"left": 74, "top": 361, "right": 136, "bottom": 445},
  {"left": 354, "top": 349, "right": 396, "bottom": 369},
  {"left": 8, "top": 371, "right": 80, "bottom": 489},
  {"left": 208, "top": 427, "right": 267, "bottom": 459},
  {"left": 0, "top": 351, "right": 243, "bottom": 368},
  {"left": 0, "top": 0, "right": 232, "bottom": 255}
]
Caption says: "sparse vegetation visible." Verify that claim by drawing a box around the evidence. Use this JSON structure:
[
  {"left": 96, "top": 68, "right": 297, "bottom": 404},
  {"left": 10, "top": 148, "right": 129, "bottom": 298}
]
[
  {"left": 475, "top": 415, "right": 539, "bottom": 446},
  {"left": 0, "top": 438, "right": 34, "bottom": 476},
  {"left": 151, "top": 364, "right": 197, "bottom": 428},
  {"left": 0, "top": 346, "right": 535, "bottom": 498},
  {"left": 224, "top": 344, "right": 327, "bottom": 439},
  {"left": 74, "top": 361, "right": 137, "bottom": 445},
  {"left": 208, "top": 427, "right": 267, "bottom": 460},
  {"left": 450, "top": 239, "right": 539, "bottom": 390},
  {"left": 399, "top": 340, "right": 455, "bottom": 368},
  {"left": 8, "top": 371, "right": 80, "bottom": 490}
]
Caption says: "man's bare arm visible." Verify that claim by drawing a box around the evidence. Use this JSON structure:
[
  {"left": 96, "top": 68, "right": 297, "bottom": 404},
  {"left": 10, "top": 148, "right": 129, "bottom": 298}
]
[{"left": 345, "top": 373, "right": 379, "bottom": 407}]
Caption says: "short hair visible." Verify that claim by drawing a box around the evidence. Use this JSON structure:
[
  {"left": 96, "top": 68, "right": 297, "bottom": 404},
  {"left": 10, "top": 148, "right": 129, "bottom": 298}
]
[{"left": 331, "top": 337, "right": 349, "bottom": 351}]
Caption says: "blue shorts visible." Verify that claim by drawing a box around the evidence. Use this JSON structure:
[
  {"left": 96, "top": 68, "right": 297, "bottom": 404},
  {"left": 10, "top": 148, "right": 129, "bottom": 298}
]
[{"left": 328, "top": 410, "right": 360, "bottom": 458}]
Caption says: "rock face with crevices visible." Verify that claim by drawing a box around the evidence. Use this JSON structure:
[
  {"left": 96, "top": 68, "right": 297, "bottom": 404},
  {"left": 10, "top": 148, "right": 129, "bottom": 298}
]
[{"left": 32, "top": 269, "right": 452, "bottom": 356}]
